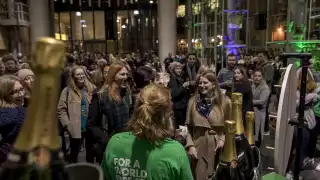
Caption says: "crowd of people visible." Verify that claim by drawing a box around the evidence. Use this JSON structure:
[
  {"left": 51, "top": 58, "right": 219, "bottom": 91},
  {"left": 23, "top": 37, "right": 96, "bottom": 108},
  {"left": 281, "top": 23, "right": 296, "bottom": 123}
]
[{"left": 0, "top": 49, "right": 319, "bottom": 180}]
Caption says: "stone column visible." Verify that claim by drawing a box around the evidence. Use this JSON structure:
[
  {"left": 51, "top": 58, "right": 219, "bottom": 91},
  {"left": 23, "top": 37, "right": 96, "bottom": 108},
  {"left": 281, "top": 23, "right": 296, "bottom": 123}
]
[
  {"left": 186, "top": 0, "right": 193, "bottom": 53},
  {"left": 28, "top": 0, "right": 55, "bottom": 48},
  {"left": 158, "top": 0, "right": 176, "bottom": 70}
]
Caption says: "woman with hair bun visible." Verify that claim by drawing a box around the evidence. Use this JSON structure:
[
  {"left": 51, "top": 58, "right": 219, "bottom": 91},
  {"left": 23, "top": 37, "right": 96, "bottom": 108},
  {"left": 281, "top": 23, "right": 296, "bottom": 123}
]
[{"left": 101, "top": 84, "right": 193, "bottom": 180}]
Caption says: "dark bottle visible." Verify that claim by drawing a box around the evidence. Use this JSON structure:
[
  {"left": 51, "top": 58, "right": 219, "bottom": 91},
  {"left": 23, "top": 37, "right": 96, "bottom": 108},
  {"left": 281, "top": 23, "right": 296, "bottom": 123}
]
[
  {"left": 245, "top": 111, "right": 262, "bottom": 179},
  {"left": 231, "top": 93, "right": 255, "bottom": 179},
  {"left": 0, "top": 37, "right": 68, "bottom": 180},
  {"left": 208, "top": 120, "right": 245, "bottom": 180}
]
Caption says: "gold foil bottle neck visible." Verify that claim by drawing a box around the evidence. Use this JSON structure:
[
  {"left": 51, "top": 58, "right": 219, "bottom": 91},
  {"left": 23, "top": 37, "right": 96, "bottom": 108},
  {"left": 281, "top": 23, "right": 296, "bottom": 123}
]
[
  {"left": 231, "top": 93, "right": 244, "bottom": 134},
  {"left": 245, "top": 111, "right": 255, "bottom": 146},
  {"left": 231, "top": 92, "right": 243, "bottom": 104},
  {"left": 220, "top": 120, "right": 237, "bottom": 163},
  {"left": 13, "top": 37, "right": 65, "bottom": 152}
]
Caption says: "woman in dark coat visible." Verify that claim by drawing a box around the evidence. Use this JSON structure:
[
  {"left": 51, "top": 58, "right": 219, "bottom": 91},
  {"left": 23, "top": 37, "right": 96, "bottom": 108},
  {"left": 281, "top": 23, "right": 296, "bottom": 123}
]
[
  {"left": 86, "top": 62, "right": 132, "bottom": 163},
  {"left": 233, "top": 67, "right": 254, "bottom": 128},
  {"left": 168, "top": 62, "right": 190, "bottom": 128}
]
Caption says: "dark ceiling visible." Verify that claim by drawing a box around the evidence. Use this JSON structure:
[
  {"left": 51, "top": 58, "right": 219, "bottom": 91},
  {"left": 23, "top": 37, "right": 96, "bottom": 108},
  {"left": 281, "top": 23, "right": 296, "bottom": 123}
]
[
  {"left": 54, "top": 0, "right": 186, "bottom": 11},
  {"left": 54, "top": 0, "right": 159, "bottom": 11}
]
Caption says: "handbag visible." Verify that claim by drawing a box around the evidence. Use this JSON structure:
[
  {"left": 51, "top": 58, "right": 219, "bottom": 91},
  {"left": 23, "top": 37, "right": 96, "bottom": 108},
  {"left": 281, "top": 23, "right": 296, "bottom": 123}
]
[{"left": 304, "top": 108, "right": 316, "bottom": 130}]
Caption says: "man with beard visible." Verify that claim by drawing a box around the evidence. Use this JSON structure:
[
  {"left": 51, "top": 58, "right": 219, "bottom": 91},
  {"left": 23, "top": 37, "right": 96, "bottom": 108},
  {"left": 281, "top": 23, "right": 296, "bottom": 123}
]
[
  {"left": 182, "top": 53, "right": 200, "bottom": 95},
  {"left": 2, "top": 55, "right": 18, "bottom": 75},
  {"left": 256, "top": 51, "right": 275, "bottom": 88},
  {"left": 217, "top": 53, "right": 237, "bottom": 97}
]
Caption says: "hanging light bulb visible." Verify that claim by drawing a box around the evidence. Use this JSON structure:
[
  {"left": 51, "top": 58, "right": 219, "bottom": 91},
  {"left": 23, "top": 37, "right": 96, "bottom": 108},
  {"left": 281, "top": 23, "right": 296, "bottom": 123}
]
[{"left": 133, "top": 10, "right": 139, "bottom": 15}]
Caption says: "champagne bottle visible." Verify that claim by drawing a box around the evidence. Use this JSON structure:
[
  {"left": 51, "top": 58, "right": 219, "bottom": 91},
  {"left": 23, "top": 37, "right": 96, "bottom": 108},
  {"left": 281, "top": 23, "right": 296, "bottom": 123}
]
[
  {"left": 231, "top": 93, "right": 255, "bottom": 179},
  {"left": 0, "top": 37, "right": 67, "bottom": 180},
  {"left": 208, "top": 120, "right": 245, "bottom": 180},
  {"left": 245, "top": 111, "right": 255, "bottom": 146},
  {"left": 245, "top": 111, "right": 261, "bottom": 179}
]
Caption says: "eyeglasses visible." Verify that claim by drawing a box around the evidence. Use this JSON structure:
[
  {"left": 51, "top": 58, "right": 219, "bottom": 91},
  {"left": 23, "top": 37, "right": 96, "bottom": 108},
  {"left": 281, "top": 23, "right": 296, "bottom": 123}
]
[
  {"left": 74, "top": 73, "right": 85, "bottom": 78},
  {"left": 11, "top": 88, "right": 25, "bottom": 95}
]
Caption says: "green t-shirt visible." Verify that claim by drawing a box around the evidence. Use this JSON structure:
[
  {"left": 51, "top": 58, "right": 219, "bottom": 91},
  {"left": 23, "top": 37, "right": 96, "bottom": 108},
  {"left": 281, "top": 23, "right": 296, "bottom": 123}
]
[{"left": 101, "top": 131, "right": 193, "bottom": 180}]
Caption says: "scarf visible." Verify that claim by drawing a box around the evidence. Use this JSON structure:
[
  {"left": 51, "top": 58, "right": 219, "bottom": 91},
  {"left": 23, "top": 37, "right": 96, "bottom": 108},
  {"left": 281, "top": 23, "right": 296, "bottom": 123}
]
[
  {"left": 80, "top": 89, "right": 87, "bottom": 132},
  {"left": 173, "top": 73, "right": 184, "bottom": 85},
  {"left": 187, "top": 64, "right": 196, "bottom": 81},
  {"left": 196, "top": 94, "right": 214, "bottom": 119}
]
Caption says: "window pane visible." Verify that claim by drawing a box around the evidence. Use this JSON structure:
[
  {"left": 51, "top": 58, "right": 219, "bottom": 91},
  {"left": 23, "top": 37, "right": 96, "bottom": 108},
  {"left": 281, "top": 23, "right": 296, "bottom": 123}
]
[
  {"left": 54, "top": 13, "right": 60, "bottom": 38},
  {"left": 20, "top": 27, "right": 30, "bottom": 54},
  {"left": 82, "top": 12, "right": 94, "bottom": 40},
  {"left": 59, "top": 12, "right": 71, "bottom": 41},
  {"left": 0, "top": 27, "right": 7, "bottom": 51},
  {"left": 94, "top": 11, "right": 105, "bottom": 40},
  {"left": 117, "top": 10, "right": 129, "bottom": 52},
  {"left": 71, "top": 12, "right": 82, "bottom": 40}
]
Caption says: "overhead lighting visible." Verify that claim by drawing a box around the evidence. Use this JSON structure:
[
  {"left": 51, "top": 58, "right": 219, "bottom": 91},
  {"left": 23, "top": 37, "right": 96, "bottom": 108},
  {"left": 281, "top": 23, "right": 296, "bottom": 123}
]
[
  {"left": 117, "top": 32, "right": 120, "bottom": 34},
  {"left": 80, "top": 20, "right": 86, "bottom": 23},
  {"left": 76, "top": 11, "right": 81, "bottom": 16},
  {"left": 149, "top": 0, "right": 153, "bottom": 3},
  {"left": 133, "top": 10, "right": 139, "bottom": 15},
  {"left": 211, "top": 38, "right": 215, "bottom": 42},
  {"left": 82, "top": 24, "right": 87, "bottom": 27},
  {"left": 121, "top": 24, "right": 126, "bottom": 28},
  {"left": 117, "top": 19, "right": 120, "bottom": 22}
]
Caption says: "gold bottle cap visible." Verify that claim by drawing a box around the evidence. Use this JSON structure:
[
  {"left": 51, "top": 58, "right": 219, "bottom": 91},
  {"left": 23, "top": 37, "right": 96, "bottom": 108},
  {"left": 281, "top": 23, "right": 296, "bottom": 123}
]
[
  {"left": 225, "top": 120, "right": 236, "bottom": 134},
  {"left": 245, "top": 111, "right": 255, "bottom": 146},
  {"left": 31, "top": 37, "right": 65, "bottom": 72},
  {"left": 231, "top": 93, "right": 243, "bottom": 104},
  {"left": 246, "top": 111, "right": 255, "bottom": 121}
]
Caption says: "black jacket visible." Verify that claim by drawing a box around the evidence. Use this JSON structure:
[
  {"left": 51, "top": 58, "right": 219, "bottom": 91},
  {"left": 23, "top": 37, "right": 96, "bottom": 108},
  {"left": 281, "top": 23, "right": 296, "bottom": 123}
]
[
  {"left": 168, "top": 75, "right": 189, "bottom": 110},
  {"left": 233, "top": 80, "right": 254, "bottom": 126},
  {"left": 87, "top": 89, "right": 131, "bottom": 140}
]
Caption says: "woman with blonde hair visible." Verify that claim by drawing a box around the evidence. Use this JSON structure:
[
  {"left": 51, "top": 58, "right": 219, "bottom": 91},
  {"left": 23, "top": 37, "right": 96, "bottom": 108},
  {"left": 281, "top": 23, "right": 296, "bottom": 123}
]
[
  {"left": 101, "top": 84, "right": 193, "bottom": 180},
  {"left": 57, "top": 65, "right": 95, "bottom": 163},
  {"left": 286, "top": 70, "right": 318, "bottom": 179},
  {"left": 0, "top": 75, "right": 26, "bottom": 164},
  {"left": 87, "top": 62, "right": 132, "bottom": 163},
  {"left": 186, "top": 70, "right": 232, "bottom": 180},
  {"left": 0, "top": 75, "right": 25, "bottom": 108}
]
